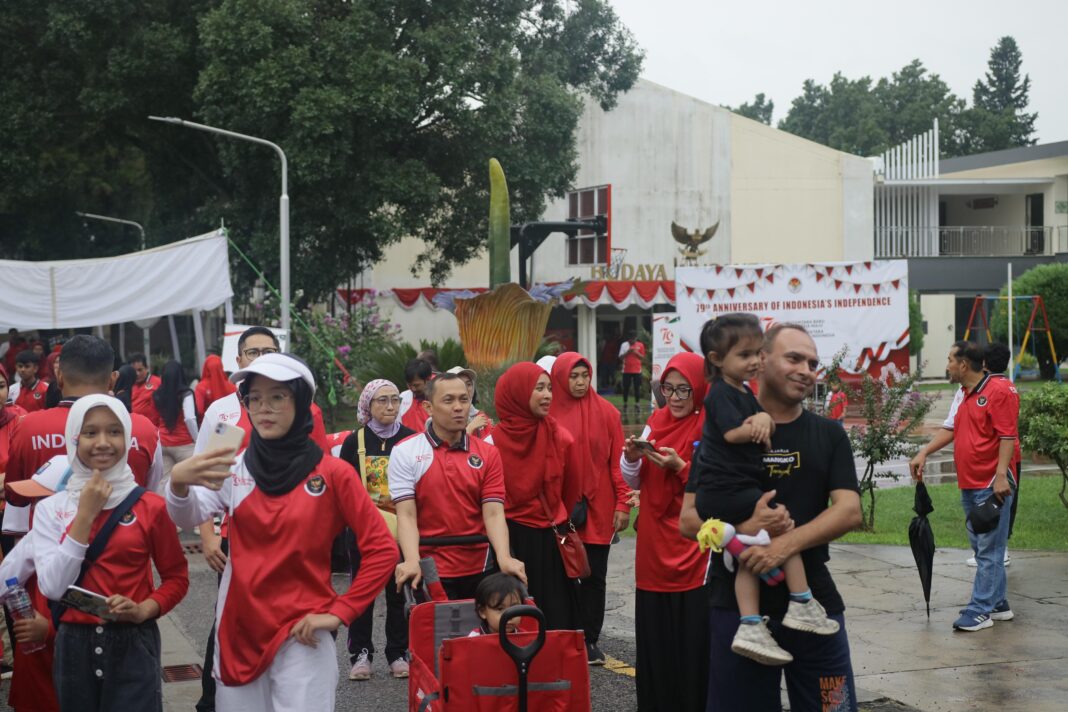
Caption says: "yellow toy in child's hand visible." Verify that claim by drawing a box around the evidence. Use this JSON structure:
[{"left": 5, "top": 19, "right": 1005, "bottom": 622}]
[{"left": 697, "top": 518, "right": 732, "bottom": 553}]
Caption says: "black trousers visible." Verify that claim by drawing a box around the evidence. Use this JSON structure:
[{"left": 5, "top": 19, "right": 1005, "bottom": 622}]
[
  {"left": 440, "top": 572, "right": 490, "bottom": 601},
  {"left": 621, "top": 373, "right": 642, "bottom": 402},
  {"left": 347, "top": 535, "right": 408, "bottom": 663},
  {"left": 1008, "top": 462, "right": 1021, "bottom": 539},
  {"left": 54, "top": 621, "right": 162, "bottom": 712},
  {"left": 635, "top": 587, "right": 710, "bottom": 712},
  {"left": 578, "top": 543, "right": 611, "bottom": 645},
  {"left": 196, "top": 537, "right": 229, "bottom": 712},
  {"left": 507, "top": 520, "right": 579, "bottom": 631}
]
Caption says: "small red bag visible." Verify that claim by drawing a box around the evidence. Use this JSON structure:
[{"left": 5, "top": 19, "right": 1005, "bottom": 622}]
[{"left": 538, "top": 493, "right": 591, "bottom": 580}]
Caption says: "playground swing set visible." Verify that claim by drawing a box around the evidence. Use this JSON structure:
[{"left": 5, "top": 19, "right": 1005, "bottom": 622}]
[{"left": 962, "top": 294, "right": 1062, "bottom": 383}]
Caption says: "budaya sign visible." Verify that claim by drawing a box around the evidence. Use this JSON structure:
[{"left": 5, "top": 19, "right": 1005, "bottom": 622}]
[{"left": 589, "top": 263, "right": 668, "bottom": 281}]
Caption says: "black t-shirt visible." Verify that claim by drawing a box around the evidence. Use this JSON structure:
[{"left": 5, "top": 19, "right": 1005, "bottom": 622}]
[
  {"left": 693, "top": 409, "right": 860, "bottom": 617},
  {"left": 691, "top": 380, "right": 767, "bottom": 522},
  {"left": 338, "top": 424, "right": 416, "bottom": 463}
]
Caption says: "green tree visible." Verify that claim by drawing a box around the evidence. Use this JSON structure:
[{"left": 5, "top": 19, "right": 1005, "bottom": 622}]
[
  {"left": 990, "top": 263, "right": 1068, "bottom": 380},
  {"left": 778, "top": 75, "right": 888, "bottom": 156},
  {"left": 962, "top": 36, "right": 1037, "bottom": 152},
  {"left": 908, "top": 289, "right": 924, "bottom": 357},
  {"left": 873, "top": 60, "right": 966, "bottom": 152},
  {"left": 778, "top": 61, "right": 966, "bottom": 157},
  {"left": 0, "top": 0, "right": 643, "bottom": 302},
  {"left": 1018, "top": 383, "right": 1068, "bottom": 509},
  {"left": 0, "top": 0, "right": 217, "bottom": 259},
  {"left": 729, "top": 93, "right": 774, "bottom": 125}
]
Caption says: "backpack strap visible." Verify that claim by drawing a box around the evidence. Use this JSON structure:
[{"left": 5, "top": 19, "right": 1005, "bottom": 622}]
[
  {"left": 49, "top": 486, "right": 146, "bottom": 627},
  {"left": 357, "top": 427, "right": 368, "bottom": 488}
]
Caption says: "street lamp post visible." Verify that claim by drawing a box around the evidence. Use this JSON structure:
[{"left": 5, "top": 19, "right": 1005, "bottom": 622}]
[
  {"left": 148, "top": 116, "right": 291, "bottom": 333},
  {"left": 75, "top": 211, "right": 146, "bottom": 250},
  {"left": 76, "top": 211, "right": 150, "bottom": 354}
]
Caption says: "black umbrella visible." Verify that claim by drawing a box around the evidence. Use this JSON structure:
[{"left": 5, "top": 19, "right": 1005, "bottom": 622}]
[{"left": 908, "top": 482, "right": 935, "bottom": 618}]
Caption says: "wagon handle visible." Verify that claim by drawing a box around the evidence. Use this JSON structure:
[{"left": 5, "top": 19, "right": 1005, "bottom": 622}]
[{"left": 498, "top": 605, "right": 545, "bottom": 712}]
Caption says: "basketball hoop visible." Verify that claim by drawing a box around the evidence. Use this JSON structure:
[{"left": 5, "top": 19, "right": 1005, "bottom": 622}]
[{"left": 607, "top": 247, "right": 627, "bottom": 279}]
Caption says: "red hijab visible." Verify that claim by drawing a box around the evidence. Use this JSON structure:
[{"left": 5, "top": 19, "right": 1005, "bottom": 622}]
[
  {"left": 549, "top": 352, "right": 618, "bottom": 479},
  {"left": 493, "top": 361, "right": 566, "bottom": 499},
  {"left": 41, "top": 351, "right": 59, "bottom": 383},
  {"left": 641, "top": 352, "right": 708, "bottom": 516},
  {"left": 198, "top": 354, "right": 236, "bottom": 407}
]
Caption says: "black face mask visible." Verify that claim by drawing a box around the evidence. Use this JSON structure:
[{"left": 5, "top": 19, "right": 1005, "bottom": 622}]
[{"left": 240, "top": 376, "right": 323, "bottom": 496}]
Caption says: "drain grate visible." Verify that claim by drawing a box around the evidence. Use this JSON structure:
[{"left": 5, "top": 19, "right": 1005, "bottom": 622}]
[
  {"left": 162, "top": 664, "right": 203, "bottom": 683},
  {"left": 182, "top": 542, "right": 203, "bottom": 555}
]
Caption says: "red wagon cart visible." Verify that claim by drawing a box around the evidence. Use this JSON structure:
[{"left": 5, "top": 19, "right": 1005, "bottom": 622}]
[{"left": 405, "top": 545, "right": 590, "bottom": 712}]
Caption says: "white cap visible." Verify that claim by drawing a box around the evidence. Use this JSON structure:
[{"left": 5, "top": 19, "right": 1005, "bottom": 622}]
[
  {"left": 535, "top": 355, "right": 557, "bottom": 373},
  {"left": 229, "top": 352, "right": 316, "bottom": 394},
  {"left": 7, "top": 455, "right": 70, "bottom": 499},
  {"left": 445, "top": 365, "right": 477, "bottom": 381}
]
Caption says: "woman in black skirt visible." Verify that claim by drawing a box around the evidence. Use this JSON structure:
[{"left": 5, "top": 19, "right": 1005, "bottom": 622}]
[{"left": 489, "top": 361, "right": 581, "bottom": 631}]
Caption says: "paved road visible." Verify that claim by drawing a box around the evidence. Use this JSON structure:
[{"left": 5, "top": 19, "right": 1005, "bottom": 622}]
[{"left": 164, "top": 544, "right": 641, "bottom": 712}]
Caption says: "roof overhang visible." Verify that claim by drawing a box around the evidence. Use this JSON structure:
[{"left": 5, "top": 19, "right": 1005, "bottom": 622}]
[{"left": 877, "top": 177, "right": 1053, "bottom": 195}]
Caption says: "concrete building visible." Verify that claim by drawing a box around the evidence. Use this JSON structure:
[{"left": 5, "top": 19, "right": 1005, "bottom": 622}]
[
  {"left": 344, "top": 79, "right": 875, "bottom": 379},
  {"left": 873, "top": 126, "right": 1068, "bottom": 372}
]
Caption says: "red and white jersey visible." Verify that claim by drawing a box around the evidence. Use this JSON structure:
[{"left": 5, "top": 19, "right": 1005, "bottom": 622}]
[
  {"left": 195, "top": 392, "right": 329, "bottom": 454},
  {"left": 952, "top": 374, "right": 1020, "bottom": 490},
  {"left": 195, "top": 392, "right": 251, "bottom": 454},
  {"left": 324, "top": 430, "right": 352, "bottom": 457},
  {"left": 400, "top": 400, "right": 430, "bottom": 434},
  {"left": 166, "top": 454, "right": 395, "bottom": 686},
  {"left": 3, "top": 401, "right": 162, "bottom": 517},
  {"left": 388, "top": 426, "right": 505, "bottom": 578},
  {"left": 943, "top": 375, "right": 1021, "bottom": 465},
  {"left": 158, "top": 392, "right": 198, "bottom": 447},
  {"left": 10, "top": 379, "right": 49, "bottom": 413},
  {"left": 131, "top": 375, "right": 162, "bottom": 424},
  {"left": 29, "top": 489, "right": 189, "bottom": 625}
]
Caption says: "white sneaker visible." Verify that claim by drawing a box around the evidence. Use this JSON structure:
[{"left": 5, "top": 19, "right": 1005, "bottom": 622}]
[
  {"left": 781, "top": 599, "right": 840, "bottom": 635},
  {"left": 348, "top": 650, "right": 372, "bottom": 681},
  {"left": 731, "top": 618, "right": 793, "bottom": 666},
  {"left": 965, "top": 554, "right": 1011, "bottom": 567}
]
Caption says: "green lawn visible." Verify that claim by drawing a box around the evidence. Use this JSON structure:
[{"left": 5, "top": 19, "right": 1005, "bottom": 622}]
[{"left": 842, "top": 474, "right": 1068, "bottom": 551}]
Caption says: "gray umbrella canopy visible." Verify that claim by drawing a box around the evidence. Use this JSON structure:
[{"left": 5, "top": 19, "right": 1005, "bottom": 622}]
[{"left": 909, "top": 482, "right": 935, "bottom": 618}]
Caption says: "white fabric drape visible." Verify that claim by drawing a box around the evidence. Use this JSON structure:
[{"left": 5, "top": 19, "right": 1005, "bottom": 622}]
[{"left": 0, "top": 230, "right": 232, "bottom": 330}]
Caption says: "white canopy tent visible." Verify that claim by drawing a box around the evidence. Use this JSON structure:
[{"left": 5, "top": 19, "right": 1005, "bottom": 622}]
[{"left": 0, "top": 229, "right": 234, "bottom": 367}]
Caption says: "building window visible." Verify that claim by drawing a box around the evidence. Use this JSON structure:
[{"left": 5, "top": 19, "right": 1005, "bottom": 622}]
[{"left": 566, "top": 185, "right": 610, "bottom": 266}]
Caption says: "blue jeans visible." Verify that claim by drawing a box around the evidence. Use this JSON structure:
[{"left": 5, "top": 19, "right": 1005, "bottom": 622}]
[{"left": 960, "top": 481, "right": 1014, "bottom": 614}]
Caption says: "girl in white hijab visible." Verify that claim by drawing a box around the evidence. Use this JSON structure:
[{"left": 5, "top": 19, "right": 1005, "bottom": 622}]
[
  {"left": 30, "top": 394, "right": 189, "bottom": 712},
  {"left": 61, "top": 394, "right": 139, "bottom": 509}
]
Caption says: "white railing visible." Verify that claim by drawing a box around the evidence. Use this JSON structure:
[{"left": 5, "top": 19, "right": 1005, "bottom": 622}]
[{"left": 876, "top": 226, "right": 1060, "bottom": 257}]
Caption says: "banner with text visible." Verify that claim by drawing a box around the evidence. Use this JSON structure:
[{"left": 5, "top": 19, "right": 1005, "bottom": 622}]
[{"left": 675, "top": 261, "right": 910, "bottom": 377}]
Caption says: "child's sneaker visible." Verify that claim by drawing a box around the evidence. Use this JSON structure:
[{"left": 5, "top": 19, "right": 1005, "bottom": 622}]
[
  {"left": 782, "top": 598, "right": 840, "bottom": 635},
  {"left": 731, "top": 618, "right": 793, "bottom": 666}
]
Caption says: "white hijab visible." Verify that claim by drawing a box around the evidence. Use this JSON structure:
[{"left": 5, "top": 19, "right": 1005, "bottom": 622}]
[{"left": 64, "top": 394, "right": 138, "bottom": 509}]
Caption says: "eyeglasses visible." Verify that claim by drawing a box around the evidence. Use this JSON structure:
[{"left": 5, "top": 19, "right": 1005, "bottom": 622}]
[
  {"left": 242, "top": 392, "right": 292, "bottom": 413},
  {"left": 371, "top": 396, "right": 402, "bottom": 407},
  {"left": 242, "top": 347, "right": 279, "bottom": 359},
  {"left": 659, "top": 383, "right": 693, "bottom": 400}
]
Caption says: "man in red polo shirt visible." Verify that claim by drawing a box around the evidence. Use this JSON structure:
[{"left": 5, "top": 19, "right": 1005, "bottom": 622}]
[
  {"left": 912, "top": 341, "right": 1017, "bottom": 632},
  {"left": 389, "top": 373, "right": 525, "bottom": 600},
  {"left": 9, "top": 349, "right": 50, "bottom": 413},
  {"left": 2, "top": 336, "right": 162, "bottom": 534},
  {"left": 128, "top": 352, "right": 162, "bottom": 423}
]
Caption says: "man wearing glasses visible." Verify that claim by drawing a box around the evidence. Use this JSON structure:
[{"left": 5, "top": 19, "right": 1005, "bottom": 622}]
[{"left": 191, "top": 325, "right": 328, "bottom": 712}]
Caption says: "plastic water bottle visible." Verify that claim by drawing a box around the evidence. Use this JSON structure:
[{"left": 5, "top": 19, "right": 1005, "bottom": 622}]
[{"left": 3, "top": 578, "right": 46, "bottom": 653}]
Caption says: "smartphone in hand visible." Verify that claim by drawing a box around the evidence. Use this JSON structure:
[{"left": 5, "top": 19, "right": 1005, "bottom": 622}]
[
  {"left": 204, "top": 423, "right": 244, "bottom": 472},
  {"left": 630, "top": 438, "right": 658, "bottom": 453}
]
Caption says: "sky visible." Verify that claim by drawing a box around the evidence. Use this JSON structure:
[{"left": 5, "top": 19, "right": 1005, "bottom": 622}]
[{"left": 607, "top": 0, "right": 1068, "bottom": 145}]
